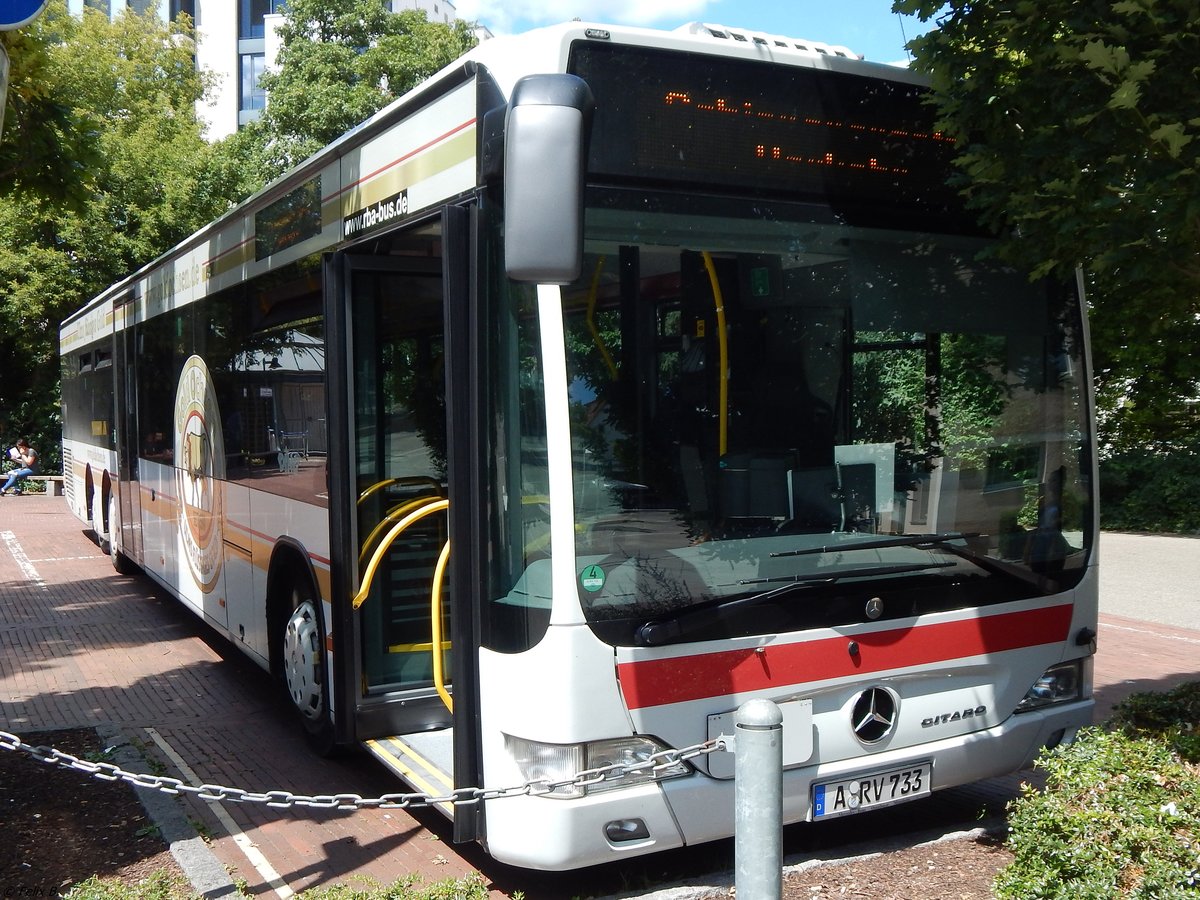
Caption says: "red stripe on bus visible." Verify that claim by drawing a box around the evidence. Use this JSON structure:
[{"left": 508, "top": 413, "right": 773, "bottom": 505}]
[{"left": 616, "top": 603, "right": 1074, "bottom": 710}]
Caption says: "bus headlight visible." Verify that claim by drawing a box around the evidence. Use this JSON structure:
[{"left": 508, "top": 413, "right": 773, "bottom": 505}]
[
  {"left": 505, "top": 734, "right": 691, "bottom": 798},
  {"left": 1015, "top": 660, "right": 1083, "bottom": 713}
]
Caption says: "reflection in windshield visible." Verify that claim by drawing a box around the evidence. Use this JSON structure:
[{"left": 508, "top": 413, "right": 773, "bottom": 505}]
[{"left": 555, "top": 203, "right": 1092, "bottom": 645}]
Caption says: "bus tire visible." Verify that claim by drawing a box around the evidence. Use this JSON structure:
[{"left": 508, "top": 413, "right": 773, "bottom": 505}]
[
  {"left": 108, "top": 494, "right": 138, "bottom": 575},
  {"left": 94, "top": 484, "right": 111, "bottom": 555},
  {"left": 280, "top": 582, "right": 336, "bottom": 755}
]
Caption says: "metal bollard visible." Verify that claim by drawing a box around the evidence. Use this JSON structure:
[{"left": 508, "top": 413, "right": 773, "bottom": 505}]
[{"left": 735, "top": 698, "right": 783, "bottom": 900}]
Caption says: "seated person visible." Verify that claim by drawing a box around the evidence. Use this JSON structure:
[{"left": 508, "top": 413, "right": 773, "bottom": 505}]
[{"left": 1, "top": 439, "right": 39, "bottom": 495}]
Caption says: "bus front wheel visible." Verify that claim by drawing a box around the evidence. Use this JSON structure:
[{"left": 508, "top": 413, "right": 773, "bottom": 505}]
[{"left": 281, "top": 587, "right": 335, "bottom": 755}]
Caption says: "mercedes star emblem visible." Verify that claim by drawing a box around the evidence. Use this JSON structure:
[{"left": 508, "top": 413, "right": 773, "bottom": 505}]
[{"left": 851, "top": 687, "right": 897, "bottom": 744}]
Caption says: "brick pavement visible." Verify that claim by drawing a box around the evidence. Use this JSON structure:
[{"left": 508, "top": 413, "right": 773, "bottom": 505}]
[
  {"left": 0, "top": 496, "right": 496, "bottom": 898},
  {"left": 1093, "top": 613, "right": 1200, "bottom": 720},
  {"left": 2, "top": 495, "right": 1198, "bottom": 898}
]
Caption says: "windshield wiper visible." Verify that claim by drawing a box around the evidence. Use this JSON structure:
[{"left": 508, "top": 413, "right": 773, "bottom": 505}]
[
  {"left": 768, "top": 530, "right": 1052, "bottom": 591},
  {"left": 634, "top": 561, "right": 956, "bottom": 647},
  {"left": 933, "top": 540, "right": 1053, "bottom": 590},
  {"left": 771, "top": 531, "right": 980, "bottom": 559}
]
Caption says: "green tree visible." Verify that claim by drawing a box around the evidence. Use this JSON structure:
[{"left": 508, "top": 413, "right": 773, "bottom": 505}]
[
  {"left": 0, "top": 4, "right": 241, "bottom": 467},
  {"left": 0, "top": 5, "right": 102, "bottom": 206},
  {"left": 893, "top": 0, "right": 1200, "bottom": 454},
  {"left": 245, "top": 0, "right": 478, "bottom": 179}
]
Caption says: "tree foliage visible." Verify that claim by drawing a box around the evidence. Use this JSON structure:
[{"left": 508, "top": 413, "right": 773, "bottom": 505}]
[
  {"left": 243, "top": 0, "right": 478, "bottom": 179},
  {"left": 0, "top": 3, "right": 242, "bottom": 466},
  {"left": 0, "top": 1, "right": 480, "bottom": 466},
  {"left": 893, "top": 0, "right": 1200, "bottom": 454},
  {"left": 0, "top": 8, "right": 102, "bottom": 206}
]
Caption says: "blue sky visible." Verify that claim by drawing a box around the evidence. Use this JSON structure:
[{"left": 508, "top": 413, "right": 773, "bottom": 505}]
[{"left": 454, "top": 0, "right": 938, "bottom": 66}]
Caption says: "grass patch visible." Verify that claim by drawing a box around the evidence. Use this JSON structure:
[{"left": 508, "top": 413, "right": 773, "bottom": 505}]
[
  {"left": 295, "top": 873, "right": 491, "bottom": 900},
  {"left": 62, "top": 872, "right": 492, "bottom": 900},
  {"left": 63, "top": 871, "right": 195, "bottom": 900}
]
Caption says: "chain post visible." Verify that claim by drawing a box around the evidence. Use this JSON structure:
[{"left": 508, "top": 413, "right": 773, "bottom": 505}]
[{"left": 735, "top": 699, "right": 783, "bottom": 900}]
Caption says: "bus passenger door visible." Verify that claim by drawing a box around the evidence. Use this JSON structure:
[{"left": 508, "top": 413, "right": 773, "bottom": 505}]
[
  {"left": 350, "top": 251, "right": 450, "bottom": 724},
  {"left": 113, "top": 298, "right": 143, "bottom": 565},
  {"left": 327, "top": 215, "right": 476, "bottom": 746},
  {"left": 327, "top": 211, "right": 482, "bottom": 843}
]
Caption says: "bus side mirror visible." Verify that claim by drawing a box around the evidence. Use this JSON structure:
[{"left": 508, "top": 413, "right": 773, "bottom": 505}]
[{"left": 503, "top": 74, "right": 593, "bottom": 284}]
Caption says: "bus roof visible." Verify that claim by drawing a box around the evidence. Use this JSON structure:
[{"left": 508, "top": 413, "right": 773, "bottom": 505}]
[{"left": 60, "top": 20, "right": 924, "bottom": 335}]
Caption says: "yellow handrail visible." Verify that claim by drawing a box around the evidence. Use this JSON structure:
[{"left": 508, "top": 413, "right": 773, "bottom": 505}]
[
  {"left": 357, "top": 475, "right": 442, "bottom": 507},
  {"left": 430, "top": 539, "right": 453, "bottom": 713},
  {"left": 351, "top": 498, "right": 449, "bottom": 610},
  {"left": 701, "top": 251, "right": 729, "bottom": 456},
  {"left": 358, "top": 496, "right": 443, "bottom": 567}
]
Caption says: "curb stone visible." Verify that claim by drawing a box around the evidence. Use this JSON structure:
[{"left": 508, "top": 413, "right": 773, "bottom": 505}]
[{"left": 97, "top": 723, "right": 240, "bottom": 899}]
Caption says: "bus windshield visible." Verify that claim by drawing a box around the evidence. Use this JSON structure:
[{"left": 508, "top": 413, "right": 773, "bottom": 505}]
[{"left": 558, "top": 196, "right": 1092, "bottom": 646}]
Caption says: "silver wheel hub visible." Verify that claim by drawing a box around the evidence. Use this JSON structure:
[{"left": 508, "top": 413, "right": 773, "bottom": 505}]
[{"left": 283, "top": 599, "right": 324, "bottom": 722}]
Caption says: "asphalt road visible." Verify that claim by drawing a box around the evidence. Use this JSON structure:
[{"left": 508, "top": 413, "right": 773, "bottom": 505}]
[{"left": 1099, "top": 531, "right": 1200, "bottom": 629}]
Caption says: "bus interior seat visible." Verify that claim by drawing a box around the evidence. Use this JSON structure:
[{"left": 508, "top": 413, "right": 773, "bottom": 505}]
[
  {"left": 837, "top": 462, "right": 877, "bottom": 532},
  {"left": 679, "top": 444, "right": 711, "bottom": 535},
  {"left": 719, "top": 452, "right": 793, "bottom": 519},
  {"left": 785, "top": 466, "right": 842, "bottom": 532}
]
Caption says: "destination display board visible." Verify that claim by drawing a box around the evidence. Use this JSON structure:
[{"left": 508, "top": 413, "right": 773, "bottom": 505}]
[{"left": 570, "top": 41, "right": 960, "bottom": 213}]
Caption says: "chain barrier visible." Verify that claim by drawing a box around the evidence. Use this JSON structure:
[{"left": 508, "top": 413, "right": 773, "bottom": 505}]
[{"left": 0, "top": 729, "right": 726, "bottom": 812}]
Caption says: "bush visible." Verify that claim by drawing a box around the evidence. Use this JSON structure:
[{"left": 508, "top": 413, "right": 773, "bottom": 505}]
[
  {"left": 1100, "top": 454, "right": 1200, "bottom": 533},
  {"left": 1110, "top": 681, "right": 1200, "bottom": 764},
  {"left": 995, "top": 683, "right": 1200, "bottom": 898}
]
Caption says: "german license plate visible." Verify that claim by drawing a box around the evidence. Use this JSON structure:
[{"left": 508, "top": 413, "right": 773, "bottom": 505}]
[{"left": 812, "top": 762, "right": 931, "bottom": 819}]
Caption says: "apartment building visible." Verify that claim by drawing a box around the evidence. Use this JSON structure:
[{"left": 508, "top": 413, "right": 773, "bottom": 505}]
[{"left": 70, "top": 0, "right": 463, "bottom": 140}]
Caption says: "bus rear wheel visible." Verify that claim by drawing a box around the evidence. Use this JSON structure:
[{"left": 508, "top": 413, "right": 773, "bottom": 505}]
[
  {"left": 108, "top": 494, "right": 137, "bottom": 575},
  {"left": 93, "top": 485, "right": 111, "bottom": 555},
  {"left": 281, "top": 587, "right": 335, "bottom": 754}
]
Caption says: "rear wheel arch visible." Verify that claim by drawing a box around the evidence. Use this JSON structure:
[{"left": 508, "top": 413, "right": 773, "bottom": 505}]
[
  {"left": 90, "top": 470, "right": 114, "bottom": 552},
  {"left": 100, "top": 471, "right": 113, "bottom": 531},
  {"left": 84, "top": 466, "right": 96, "bottom": 522}
]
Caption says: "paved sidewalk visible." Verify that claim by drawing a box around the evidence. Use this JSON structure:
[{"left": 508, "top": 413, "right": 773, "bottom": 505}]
[
  {"left": 2, "top": 495, "right": 1198, "bottom": 898},
  {"left": 0, "top": 497, "right": 492, "bottom": 898},
  {"left": 1093, "top": 613, "right": 1200, "bottom": 720}
]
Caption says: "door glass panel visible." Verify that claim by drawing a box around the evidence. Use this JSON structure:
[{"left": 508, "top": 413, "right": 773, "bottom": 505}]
[
  {"left": 350, "top": 228, "right": 449, "bottom": 693},
  {"left": 115, "top": 318, "right": 143, "bottom": 559}
]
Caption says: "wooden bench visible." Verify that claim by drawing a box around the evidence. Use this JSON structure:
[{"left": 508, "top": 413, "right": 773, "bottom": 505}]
[{"left": 25, "top": 475, "right": 65, "bottom": 496}]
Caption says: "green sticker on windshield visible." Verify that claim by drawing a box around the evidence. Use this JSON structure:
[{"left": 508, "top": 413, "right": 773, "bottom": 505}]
[{"left": 580, "top": 564, "right": 606, "bottom": 592}]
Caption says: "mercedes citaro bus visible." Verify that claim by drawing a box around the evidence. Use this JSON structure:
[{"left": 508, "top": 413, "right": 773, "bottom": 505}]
[{"left": 60, "top": 20, "right": 1097, "bottom": 870}]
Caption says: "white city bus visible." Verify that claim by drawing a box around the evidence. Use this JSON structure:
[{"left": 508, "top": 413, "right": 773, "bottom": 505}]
[{"left": 59, "top": 21, "right": 1098, "bottom": 870}]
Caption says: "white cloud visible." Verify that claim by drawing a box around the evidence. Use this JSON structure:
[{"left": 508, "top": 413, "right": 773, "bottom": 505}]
[{"left": 456, "top": 0, "right": 715, "bottom": 36}]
